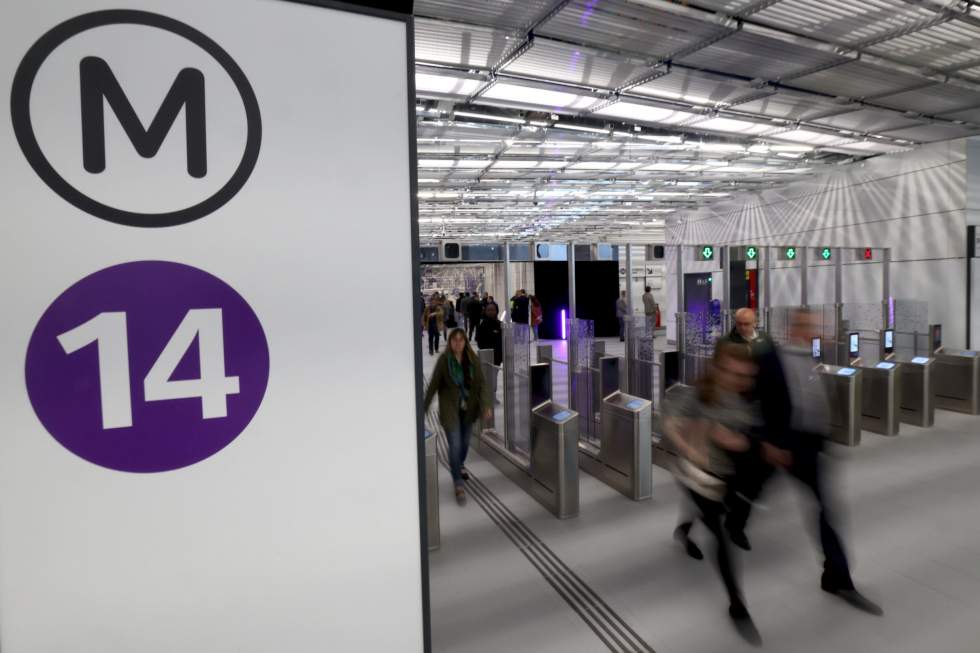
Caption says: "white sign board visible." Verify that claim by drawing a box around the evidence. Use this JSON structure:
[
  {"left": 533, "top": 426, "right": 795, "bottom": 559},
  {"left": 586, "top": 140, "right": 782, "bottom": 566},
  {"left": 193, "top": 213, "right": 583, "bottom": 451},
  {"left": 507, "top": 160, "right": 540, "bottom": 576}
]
[{"left": 1, "top": 2, "right": 424, "bottom": 651}]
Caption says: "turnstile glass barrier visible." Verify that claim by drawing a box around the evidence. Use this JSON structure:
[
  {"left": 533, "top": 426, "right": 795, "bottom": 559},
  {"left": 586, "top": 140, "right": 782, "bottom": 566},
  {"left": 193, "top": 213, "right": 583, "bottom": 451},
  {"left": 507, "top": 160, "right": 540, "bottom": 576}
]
[{"left": 933, "top": 350, "right": 980, "bottom": 415}]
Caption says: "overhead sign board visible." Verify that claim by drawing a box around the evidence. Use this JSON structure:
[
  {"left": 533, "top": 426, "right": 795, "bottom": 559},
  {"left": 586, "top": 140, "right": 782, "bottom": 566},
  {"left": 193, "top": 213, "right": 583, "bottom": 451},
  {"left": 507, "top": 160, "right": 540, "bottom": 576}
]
[
  {"left": 1, "top": 3, "right": 424, "bottom": 651},
  {"left": 819, "top": 247, "right": 832, "bottom": 261},
  {"left": 697, "top": 245, "right": 715, "bottom": 261}
]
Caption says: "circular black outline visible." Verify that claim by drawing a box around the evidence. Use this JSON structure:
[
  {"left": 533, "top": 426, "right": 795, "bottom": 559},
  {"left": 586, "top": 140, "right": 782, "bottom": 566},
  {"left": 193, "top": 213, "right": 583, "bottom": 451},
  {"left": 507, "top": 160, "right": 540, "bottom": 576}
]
[{"left": 10, "top": 10, "right": 262, "bottom": 228}]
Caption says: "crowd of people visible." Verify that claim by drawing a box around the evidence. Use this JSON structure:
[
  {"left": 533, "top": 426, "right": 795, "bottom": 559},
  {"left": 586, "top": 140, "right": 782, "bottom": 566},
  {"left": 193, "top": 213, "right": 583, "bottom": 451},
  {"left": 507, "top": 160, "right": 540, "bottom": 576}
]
[{"left": 423, "top": 292, "right": 881, "bottom": 647}]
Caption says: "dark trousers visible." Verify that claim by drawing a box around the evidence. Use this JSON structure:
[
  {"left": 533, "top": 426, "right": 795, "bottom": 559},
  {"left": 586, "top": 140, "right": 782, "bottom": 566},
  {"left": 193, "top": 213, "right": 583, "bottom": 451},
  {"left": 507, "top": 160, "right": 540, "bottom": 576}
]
[
  {"left": 468, "top": 320, "right": 478, "bottom": 341},
  {"left": 618, "top": 317, "right": 625, "bottom": 341},
  {"left": 428, "top": 328, "right": 440, "bottom": 354},
  {"left": 681, "top": 488, "right": 745, "bottom": 610},
  {"left": 445, "top": 411, "right": 473, "bottom": 487},
  {"left": 726, "top": 436, "right": 854, "bottom": 589}
]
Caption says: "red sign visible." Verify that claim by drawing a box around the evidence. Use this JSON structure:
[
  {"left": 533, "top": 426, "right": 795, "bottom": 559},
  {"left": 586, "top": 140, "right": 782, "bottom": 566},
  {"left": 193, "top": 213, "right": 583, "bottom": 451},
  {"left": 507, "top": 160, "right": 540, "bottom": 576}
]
[{"left": 863, "top": 248, "right": 873, "bottom": 260}]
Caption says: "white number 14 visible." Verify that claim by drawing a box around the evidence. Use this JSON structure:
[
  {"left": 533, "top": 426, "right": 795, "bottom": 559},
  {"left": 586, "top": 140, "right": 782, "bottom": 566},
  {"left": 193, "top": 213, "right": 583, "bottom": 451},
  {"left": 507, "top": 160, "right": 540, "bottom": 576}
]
[{"left": 57, "top": 309, "right": 240, "bottom": 430}]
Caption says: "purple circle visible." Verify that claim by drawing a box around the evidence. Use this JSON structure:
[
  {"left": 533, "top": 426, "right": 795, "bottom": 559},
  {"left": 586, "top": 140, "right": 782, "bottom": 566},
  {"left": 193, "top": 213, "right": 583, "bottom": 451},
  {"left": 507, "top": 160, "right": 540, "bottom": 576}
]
[{"left": 25, "top": 261, "right": 270, "bottom": 473}]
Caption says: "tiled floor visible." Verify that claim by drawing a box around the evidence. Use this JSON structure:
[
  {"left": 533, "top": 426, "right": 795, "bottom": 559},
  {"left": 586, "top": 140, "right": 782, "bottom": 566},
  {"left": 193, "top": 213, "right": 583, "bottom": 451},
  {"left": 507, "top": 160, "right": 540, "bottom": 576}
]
[{"left": 424, "top": 336, "right": 980, "bottom": 653}]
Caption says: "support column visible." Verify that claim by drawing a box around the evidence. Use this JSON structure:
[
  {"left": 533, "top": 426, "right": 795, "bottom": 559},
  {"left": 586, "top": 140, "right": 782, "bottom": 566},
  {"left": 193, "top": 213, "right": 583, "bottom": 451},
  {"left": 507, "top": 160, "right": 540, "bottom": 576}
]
[
  {"left": 676, "top": 245, "right": 684, "bottom": 350},
  {"left": 800, "top": 246, "right": 809, "bottom": 307},
  {"left": 567, "top": 241, "right": 576, "bottom": 401},
  {"left": 834, "top": 247, "right": 843, "bottom": 306},
  {"left": 625, "top": 243, "right": 634, "bottom": 379},
  {"left": 503, "top": 242, "right": 512, "bottom": 323},
  {"left": 883, "top": 247, "right": 891, "bottom": 328}
]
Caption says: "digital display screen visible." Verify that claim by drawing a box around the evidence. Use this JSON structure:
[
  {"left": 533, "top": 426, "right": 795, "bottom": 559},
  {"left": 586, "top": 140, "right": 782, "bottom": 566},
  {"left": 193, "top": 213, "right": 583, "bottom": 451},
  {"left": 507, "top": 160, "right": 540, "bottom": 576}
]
[
  {"left": 911, "top": 357, "right": 930, "bottom": 365},
  {"left": 883, "top": 329, "right": 894, "bottom": 353},
  {"left": 626, "top": 399, "right": 645, "bottom": 410},
  {"left": 838, "top": 368, "right": 857, "bottom": 377},
  {"left": 848, "top": 333, "right": 860, "bottom": 357},
  {"left": 811, "top": 337, "right": 821, "bottom": 360},
  {"left": 552, "top": 410, "right": 572, "bottom": 422},
  {"left": 933, "top": 324, "right": 942, "bottom": 352},
  {"left": 875, "top": 362, "right": 896, "bottom": 370}
]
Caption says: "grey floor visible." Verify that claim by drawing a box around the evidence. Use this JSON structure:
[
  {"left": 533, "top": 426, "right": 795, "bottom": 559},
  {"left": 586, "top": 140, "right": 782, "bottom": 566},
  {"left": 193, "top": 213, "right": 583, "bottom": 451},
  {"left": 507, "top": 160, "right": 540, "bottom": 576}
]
[{"left": 423, "top": 336, "right": 980, "bottom": 653}]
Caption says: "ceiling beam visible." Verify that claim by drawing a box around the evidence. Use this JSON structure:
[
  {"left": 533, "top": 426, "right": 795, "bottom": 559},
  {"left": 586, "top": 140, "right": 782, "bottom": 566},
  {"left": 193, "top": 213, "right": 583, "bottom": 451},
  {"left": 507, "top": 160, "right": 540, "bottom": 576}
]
[{"left": 894, "top": 0, "right": 980, "bottom": 30}]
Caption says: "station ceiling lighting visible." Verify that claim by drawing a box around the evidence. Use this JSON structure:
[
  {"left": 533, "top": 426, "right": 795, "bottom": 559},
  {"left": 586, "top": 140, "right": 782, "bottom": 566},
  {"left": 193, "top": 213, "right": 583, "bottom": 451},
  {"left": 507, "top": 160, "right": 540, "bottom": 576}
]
[{"left": 453, "top": 110, "right": 527, "bottom": 125}]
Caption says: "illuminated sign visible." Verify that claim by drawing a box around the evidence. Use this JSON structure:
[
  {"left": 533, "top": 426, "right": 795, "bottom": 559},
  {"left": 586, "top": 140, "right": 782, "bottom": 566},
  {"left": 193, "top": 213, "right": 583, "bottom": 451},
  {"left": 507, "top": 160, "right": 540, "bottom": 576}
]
[
  {"left": 745, "top": 246, "right": 758, "bottom": 260},
  {"left": 785, "top": 247, "right": 797, "bottom": 260},
  {"left": 699, "top": 245, "right": 714, "bottom": 260},
  {"left": 820, "top": 247, "right": 832, "bottom": 260}
]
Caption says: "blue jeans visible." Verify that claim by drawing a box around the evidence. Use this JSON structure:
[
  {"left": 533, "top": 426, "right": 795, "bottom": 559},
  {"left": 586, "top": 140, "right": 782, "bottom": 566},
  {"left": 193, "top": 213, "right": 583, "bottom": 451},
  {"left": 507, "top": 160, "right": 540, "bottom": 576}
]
[{"left": 446, "top": 411, "right": 473, "bottom": 487}]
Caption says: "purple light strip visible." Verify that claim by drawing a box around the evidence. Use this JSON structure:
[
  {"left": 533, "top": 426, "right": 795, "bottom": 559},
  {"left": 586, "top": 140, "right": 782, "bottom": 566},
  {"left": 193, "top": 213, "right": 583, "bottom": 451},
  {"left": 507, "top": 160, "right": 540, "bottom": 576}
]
[{"left": 561, "top": 309, "right": 567, "bottom": 340}]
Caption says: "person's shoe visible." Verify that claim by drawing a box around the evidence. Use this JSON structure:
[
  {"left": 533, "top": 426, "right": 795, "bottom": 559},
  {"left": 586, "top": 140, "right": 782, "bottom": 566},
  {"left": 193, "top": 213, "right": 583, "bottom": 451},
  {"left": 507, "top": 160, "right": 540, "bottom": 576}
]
[
  {"left": 454, "top": 487, "right": 466, "bottom": 505},
  {"left": 729, "top": 604, "right": 762, "bottom": 647},
  {"left": 460, "top": 468, "right": 470, "bottom": 481},
  {"left": 727, "top": 528, "right": 751, "bottom": 552},
  {"left": 673, "top": 526, "right": 704, "bottom": 561},
  {"left": 822, "top": 586, "right": 884, "bottom": 616}
]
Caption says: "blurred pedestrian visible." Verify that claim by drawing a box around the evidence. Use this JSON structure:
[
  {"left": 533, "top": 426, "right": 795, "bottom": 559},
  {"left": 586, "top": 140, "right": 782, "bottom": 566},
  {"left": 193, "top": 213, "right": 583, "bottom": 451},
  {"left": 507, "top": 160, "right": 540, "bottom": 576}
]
[
  {"left": 422, "top": 294, "right": 444, "bottom": 356},
  {"left": 476, "top": 303, "right": 503, "bottom": 366},
  {"left": 467, "top": 292, "right": 484, "bottom": 342},
  {"left": 530, "top": 295, "right": 543, "bottom": 341},
  {"left": 727, "top": 307, "right": 883, "bottom": 617},
  {"left": 616, "top": 291, "right": 628, "bottom": 342},
  {"left": 664, "top": 341, "right": 762, "bottom": 646},
  {"left": 423, "top": 328, "right": 493, "bottom": 504},
  {"left": 511, "top": 289, "right": 530, "bottom": 325}
]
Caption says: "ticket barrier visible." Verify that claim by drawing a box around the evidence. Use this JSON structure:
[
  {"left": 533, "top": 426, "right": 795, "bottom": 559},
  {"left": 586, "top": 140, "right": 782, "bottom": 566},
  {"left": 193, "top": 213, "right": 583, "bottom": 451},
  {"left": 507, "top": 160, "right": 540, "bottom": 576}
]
[
  {"left": 424, "top": 429, "right": 440, "bottom": 551},
  {"left": 536, "top": 344, "right": 553, "bottom": 363},
  {"left": 477, "top": 402, "right": 580, "bottom": 519},
  {"left": 896, "top": 356, "right": 935, "bottom": 427},
  {"left": 856, "top": 361, "right": 901, "bottom": 436},
  {"left": 819, "top": 365, "right": 863, "bottom": 446},
  {"left": 591, "top": 356, "right": 622, "bottom": 416},
  {"left": 932, "top": 350, "right": 980, "bottom": 415},
  {"left": 478, "top": 348, "right": 500, "bottom": 412},
  {"left": 577, "top": 392, "right": 652, "bottom": 501},
  {"left": 590, "top": 340, "right": 606, "bottom": 367},
  {"left": 650, "top": 383, "right": 682, "bottom": 471}
]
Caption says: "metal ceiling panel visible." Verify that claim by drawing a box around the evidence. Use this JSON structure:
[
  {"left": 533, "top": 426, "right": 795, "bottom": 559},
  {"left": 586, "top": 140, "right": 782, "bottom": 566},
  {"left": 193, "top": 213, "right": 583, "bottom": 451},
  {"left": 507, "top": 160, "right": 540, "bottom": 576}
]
[
  {"left": 414, "top": 0, "right": 559, "bottom": 32},
  {"left": 630, "top": 68, "right": 750, "bottom": 106},
  {"left": 503, "top": 38, "right": 647, "bottom": 88},
  {"left": 790, "top": 60, "right": 925, "bottom": 99},
  {"left": 734, "top": 91, "right": 846, "bottom": 121},
  {"left": 677, "top": 30, "right": 848, "bottom": 81},
  {"left": 690, "top": 0, "right": 770, "bottom": 15},
  {"left": 876, "top": 123, "right": 978, "bottom": 142},
  {"left": 864, "top": 21, "right": 980, "bottom": 71},
  {"left": 414, "top": 18, "right": 513, "bottom": 68},
  {"left": 942, "top": 106, "right": 980, "bottom": 123},
  {"left": 751, "top": 0, "right": 934, "bottom": 44},
  {"left": 876, "top": 83, "right": 980, "bottom": 116},
  {"left": 537, "top": 0, "right": 730, "bottom": 60},
  {"left": 811, "top": 108, "right": 925, "bottom": 133}
]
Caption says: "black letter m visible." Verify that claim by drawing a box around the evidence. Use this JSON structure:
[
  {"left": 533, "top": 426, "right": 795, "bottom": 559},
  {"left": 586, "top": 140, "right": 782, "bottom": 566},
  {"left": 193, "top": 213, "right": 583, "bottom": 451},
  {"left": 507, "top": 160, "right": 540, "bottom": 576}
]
[{"left": 80, "top": 56, "right": 206, "bottom": 178}]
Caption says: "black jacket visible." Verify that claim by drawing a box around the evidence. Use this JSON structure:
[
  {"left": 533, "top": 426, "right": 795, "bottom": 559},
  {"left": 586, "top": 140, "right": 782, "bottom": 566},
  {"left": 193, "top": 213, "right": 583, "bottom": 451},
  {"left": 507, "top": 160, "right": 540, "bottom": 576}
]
[
  {"left": 476, "top": 317, "right": 503, "bottom": 365},
  {"left": 724, "top": 328, "right": 792, "bottom": 449},
  {"left": 511, "top": 295, "right": 530, "bottom": 324},
  {"left": 467, "top": 297, "right": 484, "bottom": 321}
]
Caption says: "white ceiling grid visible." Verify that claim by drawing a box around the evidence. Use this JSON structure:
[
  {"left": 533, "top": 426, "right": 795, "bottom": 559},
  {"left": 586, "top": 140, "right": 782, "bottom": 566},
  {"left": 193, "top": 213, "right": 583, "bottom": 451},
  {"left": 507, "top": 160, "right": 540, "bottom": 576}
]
[{"left": 412, "top": 0, "right": 980, "bottom": 242}]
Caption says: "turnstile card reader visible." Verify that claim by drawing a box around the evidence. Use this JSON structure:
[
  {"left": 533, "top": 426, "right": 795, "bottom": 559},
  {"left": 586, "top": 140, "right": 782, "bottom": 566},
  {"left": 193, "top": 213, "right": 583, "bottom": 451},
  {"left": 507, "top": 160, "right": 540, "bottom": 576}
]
[
  {"left": 819, "top": 365, "right": 863, "bottom": 446},
  {"left": 578, "top": 392, "right": 652, "bottom": 501},
  {"left": 933, "top": 350, "right": 980, "bottom": 415},
  {"left": 857, "top": 361, "right": 901, "bottom": 435},
  {"left": 896, "top": 357, "right": 935, "bottom": 427}
]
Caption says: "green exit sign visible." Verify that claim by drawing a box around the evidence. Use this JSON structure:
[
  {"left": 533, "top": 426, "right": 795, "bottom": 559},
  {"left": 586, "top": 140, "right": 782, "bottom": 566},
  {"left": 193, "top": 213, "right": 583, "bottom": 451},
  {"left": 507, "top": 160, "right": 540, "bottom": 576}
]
[
  {"left": 699, "top": 245, "right": 714, "bottom": 260},
  {"left": 820, "top": 247, "right": 832, "bottom": 260},
  {"left": 785, "top": 247, "right": 798, "bottom": 260},
  {"left": 745, "top": 246, "right": 759, "bottom": 260}
]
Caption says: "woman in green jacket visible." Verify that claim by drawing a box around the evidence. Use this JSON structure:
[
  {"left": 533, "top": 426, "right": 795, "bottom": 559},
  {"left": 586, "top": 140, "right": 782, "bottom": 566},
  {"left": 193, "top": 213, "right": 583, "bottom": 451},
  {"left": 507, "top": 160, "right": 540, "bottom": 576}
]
[{"left": 424, "top": 328, "right": 493, "bottom": 504}]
